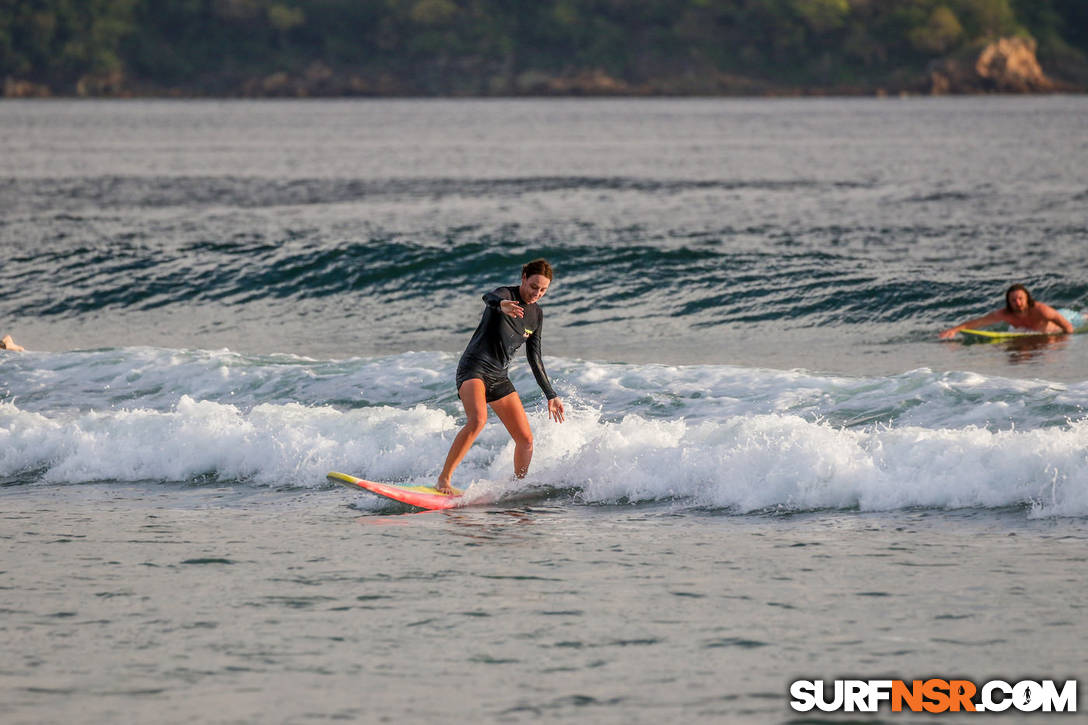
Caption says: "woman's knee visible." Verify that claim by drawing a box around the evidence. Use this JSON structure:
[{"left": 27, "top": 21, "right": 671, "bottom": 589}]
[{"left": 464, "top": 414, "right": 487, "bottom": 436}]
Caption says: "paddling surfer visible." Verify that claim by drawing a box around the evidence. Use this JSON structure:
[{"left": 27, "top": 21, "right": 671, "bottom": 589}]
[
  {"left": 938, "top": 284, "right": 1074, "bottom": 339},
  {"left": 437, "top": 259, "right": 565, "bottom": 493}
]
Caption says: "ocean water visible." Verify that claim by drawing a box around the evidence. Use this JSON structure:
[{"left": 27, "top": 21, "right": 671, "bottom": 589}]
[{"left": 1, "top": 97, "right": 1086, "bottom": 724}]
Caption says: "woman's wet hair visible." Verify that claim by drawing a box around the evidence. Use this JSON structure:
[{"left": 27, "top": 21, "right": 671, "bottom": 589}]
[
  {"left": 1005, "top": 283, "right": 1035, "bottom": 312},
  {"left": 522, "top": 258, "right": 554, "bottom": 280}
]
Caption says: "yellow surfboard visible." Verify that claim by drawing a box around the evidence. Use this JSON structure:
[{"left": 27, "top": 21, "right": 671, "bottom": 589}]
[{"left": 960, "top": 323, "right": 1088, "bottom": 342}]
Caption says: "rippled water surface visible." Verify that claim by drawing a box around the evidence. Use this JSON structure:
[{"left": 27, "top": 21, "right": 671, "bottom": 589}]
[{"left": 3, "top": 97, "right": 1086, "bottom": 376}]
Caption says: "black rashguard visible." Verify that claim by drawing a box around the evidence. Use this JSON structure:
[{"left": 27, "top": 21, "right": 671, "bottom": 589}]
[{"left": 456, "top": 285, "right": 558, "bottom": 402}]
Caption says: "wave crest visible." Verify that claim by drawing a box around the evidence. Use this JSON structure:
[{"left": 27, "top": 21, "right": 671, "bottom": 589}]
[{"left": 4, "top": 398, "right": 1087, "bottom": 517}]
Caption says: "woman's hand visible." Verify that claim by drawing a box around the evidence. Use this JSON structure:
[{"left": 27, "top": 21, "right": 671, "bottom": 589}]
[
  {"left": 548, "top": 397, "right": 565, "bottom": 423},
  {"left": 499, "top": 300, "right": 524, "bottom": 318}
]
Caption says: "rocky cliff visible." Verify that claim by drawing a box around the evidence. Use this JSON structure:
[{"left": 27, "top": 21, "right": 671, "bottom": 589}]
[{"left": 929, "top": 37, "right": 1056, "bottom": 94}]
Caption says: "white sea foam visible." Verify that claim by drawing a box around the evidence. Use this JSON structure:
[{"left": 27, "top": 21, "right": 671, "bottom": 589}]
[
  {"left": 3, "top": 349, "right": 1088, "bottom": 518},
  {"left": 524, "top": 406, "right": 1088, "bottom": 516},
  {"left": 0, "top": 397, "right": 456, "bottom": 488},
  {"left": 3, "top": 392, "right": 1087, "bottom": 516}
]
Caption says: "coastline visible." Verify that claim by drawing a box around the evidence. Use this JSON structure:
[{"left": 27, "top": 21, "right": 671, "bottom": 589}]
[{"left": 5, "top": 36, "right": 1081, "bottom": 100}]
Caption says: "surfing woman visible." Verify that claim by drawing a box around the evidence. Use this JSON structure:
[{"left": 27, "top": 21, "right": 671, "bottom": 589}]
[
  {"left": 938, "top": 284, "right": 1075, "bottom": 339},
  {"left": 437, "top": 259, "right": 565, "bottom": 493}
]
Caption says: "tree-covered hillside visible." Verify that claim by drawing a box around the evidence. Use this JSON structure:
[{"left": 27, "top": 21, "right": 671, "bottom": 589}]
[{"left": 2, "top": 0, "right": 1086, "bottom": 96}]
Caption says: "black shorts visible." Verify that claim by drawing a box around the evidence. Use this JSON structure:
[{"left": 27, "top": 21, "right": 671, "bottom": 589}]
[{"left": 456, "top": 362, "right": 517, "bottom": 403}]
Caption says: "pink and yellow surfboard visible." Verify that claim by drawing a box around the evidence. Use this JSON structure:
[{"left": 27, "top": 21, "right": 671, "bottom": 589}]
[{"left": 328, "top": 471, "right": 464, "bottom": 510}]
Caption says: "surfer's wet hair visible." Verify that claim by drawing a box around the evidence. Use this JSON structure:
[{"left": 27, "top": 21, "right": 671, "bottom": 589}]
[
  {"left": 1005, "top": 283, "right": 1035, "bottom": 312},
  {"left": 522, "top": 258, "right": 553, "bottom": 280}
]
